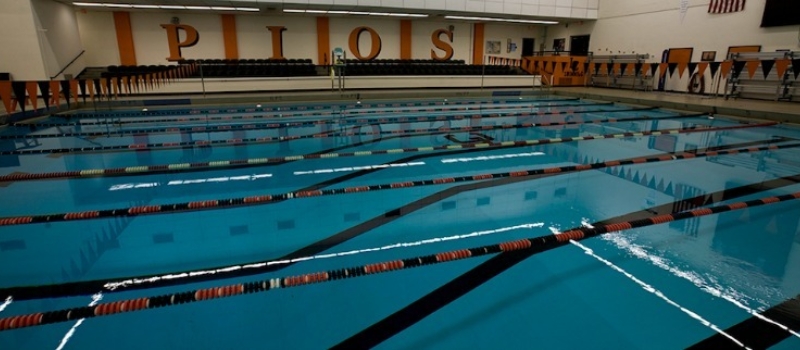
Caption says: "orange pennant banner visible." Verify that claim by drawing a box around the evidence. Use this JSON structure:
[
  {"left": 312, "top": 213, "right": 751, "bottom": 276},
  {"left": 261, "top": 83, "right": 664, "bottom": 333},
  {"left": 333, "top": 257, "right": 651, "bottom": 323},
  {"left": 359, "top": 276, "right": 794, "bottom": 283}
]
[
  {"left": 720, "top": 61, "right": 733, "bottom": 79},
  {"left": 677, "top": 62, "right": 688, "bottom": 78},
  {"left": 745, "top": 61, "right": 760, "bottom": 79},
  {"left": 26, "top": 81, "right": 38, "bottom": 110},
  {"left": 50, "top": 80, "right": 60, "bottom": 106},
  {"left": 697, "top": 62, "right": 709, "bottom": 77},
  {"left": 658, "top": 63, "right": 669, "bottom": 78},
  {"left": 70, "top": 80, "right": 79, "bottom": 104},
  {"left": 0, "top": 81, "right": 13, "bottom": 114},
  {"left": 775, "top": 59, "right": 790, "bottom": 78}
]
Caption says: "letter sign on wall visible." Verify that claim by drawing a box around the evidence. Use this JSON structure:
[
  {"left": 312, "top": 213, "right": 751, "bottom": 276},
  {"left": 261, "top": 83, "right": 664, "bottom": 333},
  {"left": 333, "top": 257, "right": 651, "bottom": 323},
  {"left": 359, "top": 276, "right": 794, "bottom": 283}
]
[
  {"left": 431, "top": 29, "right": 454, "bottom": 61},
  {"left": 161, "top": 24, "right": 200, "bottom": 61},
  {"left": 348, "top": 27, "right": 382, "bottom": 61},
  {"left": 266, "top": 26, "right": 286, "bottom": 59}
]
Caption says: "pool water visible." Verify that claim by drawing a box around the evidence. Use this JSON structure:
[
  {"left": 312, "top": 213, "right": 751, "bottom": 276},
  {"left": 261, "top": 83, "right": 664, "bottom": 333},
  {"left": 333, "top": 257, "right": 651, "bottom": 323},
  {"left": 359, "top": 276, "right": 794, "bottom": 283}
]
[{"left": 1, "top": 96, "right": 799, "bottom": 349}]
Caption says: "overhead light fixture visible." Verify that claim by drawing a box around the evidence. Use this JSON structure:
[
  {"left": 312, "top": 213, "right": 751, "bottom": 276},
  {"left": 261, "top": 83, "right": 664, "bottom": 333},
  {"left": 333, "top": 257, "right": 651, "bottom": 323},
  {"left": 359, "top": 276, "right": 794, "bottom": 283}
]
[
  {"left": 444, "top": 15, "right": 558, "bottom": 25},
  {"left": 282, "top": 9, "right": 428, "bottom": 17},
  {"left": 71, "top": 2, "right": 258, "bottom": 12}
]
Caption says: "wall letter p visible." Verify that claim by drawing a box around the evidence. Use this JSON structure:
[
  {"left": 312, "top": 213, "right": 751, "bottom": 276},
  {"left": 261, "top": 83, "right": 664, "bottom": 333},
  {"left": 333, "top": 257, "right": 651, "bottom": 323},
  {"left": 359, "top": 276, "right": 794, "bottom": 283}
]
[{"left": 161, "top": 24, "right": 199, "bottom": 61}]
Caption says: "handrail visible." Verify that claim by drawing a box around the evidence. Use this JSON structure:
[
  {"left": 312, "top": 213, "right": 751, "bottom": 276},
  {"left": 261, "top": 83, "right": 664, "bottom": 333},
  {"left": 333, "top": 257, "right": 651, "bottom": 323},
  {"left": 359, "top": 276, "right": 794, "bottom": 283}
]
[{"left": 50, "top": 50, "right": 85, "bottom": 80}]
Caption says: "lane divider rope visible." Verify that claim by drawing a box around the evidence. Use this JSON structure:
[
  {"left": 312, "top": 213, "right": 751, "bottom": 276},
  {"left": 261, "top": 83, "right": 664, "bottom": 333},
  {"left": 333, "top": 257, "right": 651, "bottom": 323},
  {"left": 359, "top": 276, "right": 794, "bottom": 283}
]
[
  {"left": 0, "top": 120, "right": 769, "bottom": 183},
  {"left": 15, "top": 100, "right": 592, "bottom": 128},
  {"left": 2, "top": 103, "right": 615, "bottom": 140},
  {"left": 0, "top": 110, "right": 689, "bottom": 156},
  {"left": 0, "top": 133, "right": 790, "bottom": 227},
  {"left": 0, "top": 190, "right": 797, "bottom": 332},
  {"left": 58, "top": 98, "right": 578, "bottom": 119}
]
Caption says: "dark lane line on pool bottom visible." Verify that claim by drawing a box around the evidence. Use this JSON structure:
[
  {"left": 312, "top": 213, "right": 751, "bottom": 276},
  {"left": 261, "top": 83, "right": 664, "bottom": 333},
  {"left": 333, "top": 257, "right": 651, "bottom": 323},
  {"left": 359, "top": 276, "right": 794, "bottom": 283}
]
[
  {"left": 2, "top": 181, "right": 800, "bottom": 333},
  {"left": 688, "top": 295, "right": 800, "bottom": 348},
  {"left": 0, "top": 136, "right": 791, "bottom": 301},
  {"left": 0, "top": 124, "right": 784, "bottom": 227},
  {"left": 331, "top": 177, "right": 800, "bottom": 350}
]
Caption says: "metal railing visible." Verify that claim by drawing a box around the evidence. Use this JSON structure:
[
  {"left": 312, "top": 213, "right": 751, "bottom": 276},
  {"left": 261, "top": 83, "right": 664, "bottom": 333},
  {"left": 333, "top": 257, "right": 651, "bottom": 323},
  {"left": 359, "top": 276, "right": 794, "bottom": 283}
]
[{"left": 50, "top": 50, "right": 85, "bottom": 80}]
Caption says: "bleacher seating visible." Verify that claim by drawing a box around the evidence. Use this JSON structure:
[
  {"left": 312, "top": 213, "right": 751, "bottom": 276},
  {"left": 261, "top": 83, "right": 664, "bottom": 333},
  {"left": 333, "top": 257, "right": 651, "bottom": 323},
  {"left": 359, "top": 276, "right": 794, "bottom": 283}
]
[
  {"left": 180, "top": 59, "right": 317, "bottom": 78},
  {"left": 341, "top": 59, "right": 522, "bottom": 76}
]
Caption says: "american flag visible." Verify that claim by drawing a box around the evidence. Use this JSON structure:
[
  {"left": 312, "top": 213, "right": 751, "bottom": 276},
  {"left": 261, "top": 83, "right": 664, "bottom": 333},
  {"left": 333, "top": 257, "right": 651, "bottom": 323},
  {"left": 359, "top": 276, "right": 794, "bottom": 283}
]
[{"left": 708, "top": 0, "right": 746, "bottom": 14}]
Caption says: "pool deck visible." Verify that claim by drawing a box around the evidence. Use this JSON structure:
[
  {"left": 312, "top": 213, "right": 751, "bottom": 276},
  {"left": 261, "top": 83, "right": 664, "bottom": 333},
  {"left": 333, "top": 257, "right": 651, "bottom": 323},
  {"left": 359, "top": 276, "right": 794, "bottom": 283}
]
[
  {"left": 553, "top": 87, "right": 800, "bottom": 123},
  {"left": 2, "top": 85, "right": 798, "bottom": 125}
]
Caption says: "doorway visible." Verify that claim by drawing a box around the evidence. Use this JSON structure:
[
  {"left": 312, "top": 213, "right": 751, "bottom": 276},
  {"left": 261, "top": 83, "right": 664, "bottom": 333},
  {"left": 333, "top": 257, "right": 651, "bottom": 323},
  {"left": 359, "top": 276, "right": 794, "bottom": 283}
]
[
  {"left": 570, "top": 35, "right": 590, "bottom": 56},
  {"left": 521, "top": 38, "right": 535, "bottom": 57}
]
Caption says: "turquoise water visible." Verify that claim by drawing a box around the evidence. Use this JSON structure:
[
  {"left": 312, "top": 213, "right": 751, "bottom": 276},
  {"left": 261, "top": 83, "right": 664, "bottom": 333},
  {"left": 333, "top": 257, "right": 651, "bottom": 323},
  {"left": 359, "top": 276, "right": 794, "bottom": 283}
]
[{"left": 1, "top": 96, "right": 799, "bottom": 349}]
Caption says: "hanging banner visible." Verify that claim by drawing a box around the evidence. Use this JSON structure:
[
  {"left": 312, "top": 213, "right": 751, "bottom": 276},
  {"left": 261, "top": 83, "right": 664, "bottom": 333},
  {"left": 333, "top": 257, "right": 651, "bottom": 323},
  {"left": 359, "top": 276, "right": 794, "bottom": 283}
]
[{"left": 761, "top": 59, "right": 775, "bottom": 79}]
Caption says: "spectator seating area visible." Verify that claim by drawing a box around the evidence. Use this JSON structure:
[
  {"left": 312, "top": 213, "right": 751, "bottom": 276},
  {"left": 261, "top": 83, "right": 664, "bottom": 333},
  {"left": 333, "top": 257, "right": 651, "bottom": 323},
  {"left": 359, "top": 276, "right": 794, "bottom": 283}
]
[
  {"left": 79, "top": 58, "right": 526, "bottom": 80},
  {"left": 341, "top": 59, "right": 523, "bottom": 76},
  {"left": 181, "top": 59, "right": 318, "bottom": 78}
]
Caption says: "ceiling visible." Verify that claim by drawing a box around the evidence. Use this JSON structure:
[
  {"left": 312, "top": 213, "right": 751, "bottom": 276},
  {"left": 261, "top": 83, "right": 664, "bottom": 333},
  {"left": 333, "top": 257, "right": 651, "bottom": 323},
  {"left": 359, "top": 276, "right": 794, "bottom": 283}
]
[{"left": 60, "top": 0, "right": 584, "bottom": 25}]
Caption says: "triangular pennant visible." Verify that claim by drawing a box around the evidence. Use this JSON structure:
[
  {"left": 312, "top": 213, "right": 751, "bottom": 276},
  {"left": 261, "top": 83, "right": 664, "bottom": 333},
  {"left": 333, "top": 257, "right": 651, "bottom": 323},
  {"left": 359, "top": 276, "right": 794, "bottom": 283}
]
[
  {"left": 659, "top": 63, "right": 669, "bottom": 78},
  {"left": 49, "top": 80, "right": 60, "bottom": 107},
  {"left": 664, "top": 182, "right": 674, "bottom": 196},
  {"left": 612, "top": 63, "right": 621, "bottom": 75},
  {"left": 122, "top": 76, "right": 130, "bottom": 95},
  {"left": 26, "top": 81, "right": 38, "bottom": 110},
  {"left": 719, "top": 61, "right": 732, "bottom": 79},
  {"left": 649, "top": 63, "right": 659, "bottom": 76},
  {"left": 60, "top": 80, "right": 72, "bottom": 108},
  {"left": 687, "top": 62, "right": 697, "bottom": 76},
  {"left": 775, "top": 59, "right": 790, "bottom": 78},
  {"left": 745, "top": 61, "right": 759, "bottom": 79},
  {"left": 761, "top": 59, "right": 775, "bottom": 79},
  {"left": 11, "top": 81, "right": 27, "bottom": 113},
  {"left": 632, "top": 171, "right": 640, "bottom": 183},
  {"left": 92, "top": 79, "right": 102, "bottom": 99},
  {"left": 88, "top": 80, "right": 96, "bottom": 100},
  {"left": 38, "top": 81, "right": 51, "bottom": 110},
  {"left": 625, "top": 169, "right": 633, "bottom": 181},
  {"left": 69, "top": 80, "right": 79, "bottom": 105},
  {"left": 667, "top": 63, "right": 678, "bottom": 77},
  {"left": 709, "top": 61, "right": 722, "bottom": 78},
  {"left": 594, "top": 63, "right": 602, "bottom": 74},
  {"left": 606, "top": 63, "right": 613, "bottom": 75},
  {"left": 113, "top": 76, "right": 121, "bottom": 97},
  {"left": 697, "top": 62, "right": 709, "bottom": 77},
  {"left": 0, "top": 81, "right": 13, "bottom": 114},
  {"left": 639, "top": 173, "right": 649, "bottom": 187},
  {"left": 793, "top": 59, "right": 800, "bottom": 79},
  {"left": 732, "top": 61, "right": 747, "bottom": 77},
  {"left": 647, "top": 177, "right": 657, "bottom": 189},
  {"left": 78, "top": 79, "right": 88, "bottom": 102},
  {"left": 677, "top": 62, "right": 688, "bottom": 78},
  {"left": 634, "top": 63, "right": 643, "bottom": 76},
  {"left": 619, "top": 63, "right": 628, "bottom": 76}
]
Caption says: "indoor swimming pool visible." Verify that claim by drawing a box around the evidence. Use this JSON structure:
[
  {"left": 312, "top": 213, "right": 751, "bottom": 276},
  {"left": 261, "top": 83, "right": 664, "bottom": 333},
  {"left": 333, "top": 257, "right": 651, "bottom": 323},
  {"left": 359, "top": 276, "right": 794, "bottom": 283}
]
[{"left": 0, "top": 95, "right": 799, "bottom": 349}]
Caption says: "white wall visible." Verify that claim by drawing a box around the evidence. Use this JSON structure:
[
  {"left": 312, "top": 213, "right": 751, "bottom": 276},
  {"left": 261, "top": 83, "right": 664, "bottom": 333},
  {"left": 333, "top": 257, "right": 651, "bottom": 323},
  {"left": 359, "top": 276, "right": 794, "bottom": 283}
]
[
  {"left": 484, "top": 22, "right": 540, "bottom": 60},
  {"left": 0, "top": 0, "right": 48, "bottom": 80},
  {"left": 30, "top": 0, "right": 85, "bottom": 79},
  {"left": 76, "top": 10, "right": 120, "bottom": 67},
  {"left": 330, "top": 17, "right": 401, "bottom": 60},
  {"left": 411, "top": 20, "right": 471, "bottom": 61},
  {"left": 131, "top": 12, "right": 225, "bottom": 65},
  {"left": 236, "top": 15, "right": 317, "bottom": 60}
]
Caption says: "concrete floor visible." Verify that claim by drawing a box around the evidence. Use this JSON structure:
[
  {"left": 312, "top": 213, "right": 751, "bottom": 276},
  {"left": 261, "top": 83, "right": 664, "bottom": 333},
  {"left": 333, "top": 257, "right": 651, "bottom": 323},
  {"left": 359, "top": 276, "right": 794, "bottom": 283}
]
[{"left": 553, "top": 86, "right": 800, "bottom": 123}]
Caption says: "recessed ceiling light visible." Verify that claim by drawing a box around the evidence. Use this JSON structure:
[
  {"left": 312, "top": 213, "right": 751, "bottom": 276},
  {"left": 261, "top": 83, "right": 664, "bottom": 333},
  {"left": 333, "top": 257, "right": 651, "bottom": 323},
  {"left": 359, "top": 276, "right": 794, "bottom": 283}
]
[
  {"left": 444, "top": 15, "right": 558, "bottom": 25},
  {"left": 73, "top": 2, "right": 103, "bottom": 6}
]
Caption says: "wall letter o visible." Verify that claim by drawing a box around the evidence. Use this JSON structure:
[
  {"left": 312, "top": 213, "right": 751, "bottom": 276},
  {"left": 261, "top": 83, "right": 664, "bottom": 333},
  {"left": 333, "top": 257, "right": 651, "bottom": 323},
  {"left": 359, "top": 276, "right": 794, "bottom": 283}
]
[{"left": 348, "top": 27, "right": 382, "bottom": 61}]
